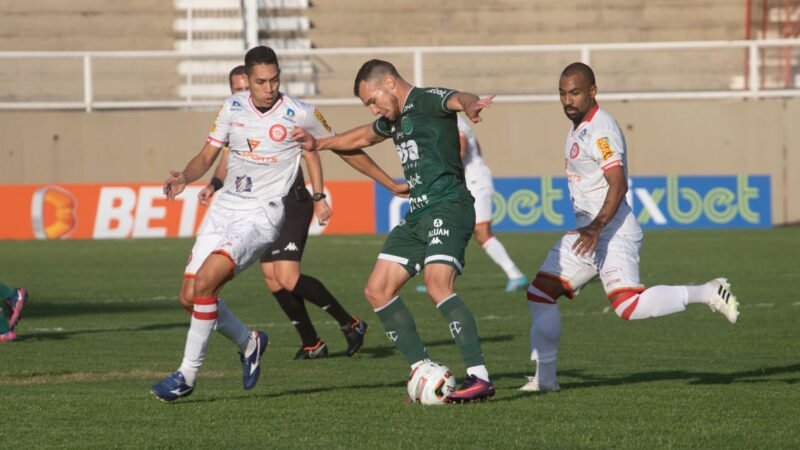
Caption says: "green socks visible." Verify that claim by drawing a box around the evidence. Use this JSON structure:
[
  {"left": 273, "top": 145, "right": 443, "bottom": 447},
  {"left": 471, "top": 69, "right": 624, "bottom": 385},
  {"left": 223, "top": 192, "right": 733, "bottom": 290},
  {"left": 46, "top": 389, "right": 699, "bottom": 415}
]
[
  {"left": 375, "top": 297, "right": 429, "bottom": 364},
  {"left": 437, "top": 294, "right": 486, "bottom": 367},
  {"left": 0, "top": 284, "right": 14, "bottom": 300}
]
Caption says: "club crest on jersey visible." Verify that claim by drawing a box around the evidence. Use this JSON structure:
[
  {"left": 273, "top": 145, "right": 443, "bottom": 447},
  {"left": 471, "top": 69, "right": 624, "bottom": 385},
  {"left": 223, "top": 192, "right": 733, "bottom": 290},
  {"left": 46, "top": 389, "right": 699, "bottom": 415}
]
[
  {"left": 570, "top": 142, "right": 580, "bottom": 159},
  {"left": 596, "top": 137, "right": 614, "bottom": 161},
  {"left": 401, "top": 116, "right": 413, "bottom": 134},
  {"left": 235, "top": 175, "right": 253, "bottom": 193},
  {"left": 269, "top": 124, "right": 288, "bottom": 142}
]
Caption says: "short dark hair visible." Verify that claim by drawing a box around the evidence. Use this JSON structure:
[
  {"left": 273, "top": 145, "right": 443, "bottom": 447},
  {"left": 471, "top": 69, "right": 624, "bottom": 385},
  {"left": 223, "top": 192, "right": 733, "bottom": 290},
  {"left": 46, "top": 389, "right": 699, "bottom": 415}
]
[
  {"left": 228, "top": 65, "right": 246, "bottom": 87},
  {"left": 561, "top": 62, "right": 596, "bottom": 86},
  {"left": 353, "top": 59, "right": 400, "bottom": 97},
  {"left": 244, "top": 46, "right": 280, "bottom": 74}
]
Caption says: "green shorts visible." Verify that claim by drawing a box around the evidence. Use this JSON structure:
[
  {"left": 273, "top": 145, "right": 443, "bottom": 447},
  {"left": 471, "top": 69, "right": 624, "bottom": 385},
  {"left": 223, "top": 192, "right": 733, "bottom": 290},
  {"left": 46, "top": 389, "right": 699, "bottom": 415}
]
[{"left": 379, "top": 198, "right": 475, "bottom": 276}]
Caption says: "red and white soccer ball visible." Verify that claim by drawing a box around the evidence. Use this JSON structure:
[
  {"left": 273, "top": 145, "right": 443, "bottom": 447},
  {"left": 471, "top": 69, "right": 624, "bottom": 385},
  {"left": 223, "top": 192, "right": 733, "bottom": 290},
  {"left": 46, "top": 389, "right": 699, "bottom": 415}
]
[{"left": 407, "top": 361, "right": 456, "bottom": 405}]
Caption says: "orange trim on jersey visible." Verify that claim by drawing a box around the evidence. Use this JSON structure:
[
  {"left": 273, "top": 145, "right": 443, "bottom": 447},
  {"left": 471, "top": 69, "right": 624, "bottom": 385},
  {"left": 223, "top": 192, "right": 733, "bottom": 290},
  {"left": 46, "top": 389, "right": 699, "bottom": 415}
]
[
  {"left": 607, "top": 286, "right": 646, "bottom": 301},
  {"left": 535, "top": 272, "right": 576, "bottom": 299},
  {"left": 248, "top": 94, "right": 285, "bottom": 118},
  {"left": 601, "top": 160, "right": 623, "bottom": 172},
  {"left": 207, "top": 136, "right": 226, "bottom": 147}
]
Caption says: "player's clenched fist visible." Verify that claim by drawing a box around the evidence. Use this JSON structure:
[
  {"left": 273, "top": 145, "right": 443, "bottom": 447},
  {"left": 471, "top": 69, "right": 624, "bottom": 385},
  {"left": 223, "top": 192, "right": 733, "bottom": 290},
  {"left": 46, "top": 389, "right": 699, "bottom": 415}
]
[{"left": 291, "top": 127, "right": 318, "bottom": 151}]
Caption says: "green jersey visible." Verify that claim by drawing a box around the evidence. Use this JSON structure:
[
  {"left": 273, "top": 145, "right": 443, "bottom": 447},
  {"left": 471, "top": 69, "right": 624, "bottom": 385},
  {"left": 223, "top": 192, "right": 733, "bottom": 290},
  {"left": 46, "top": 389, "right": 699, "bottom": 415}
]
[{"left": 373, "top": 86, "right": 472, "bottom": 215}]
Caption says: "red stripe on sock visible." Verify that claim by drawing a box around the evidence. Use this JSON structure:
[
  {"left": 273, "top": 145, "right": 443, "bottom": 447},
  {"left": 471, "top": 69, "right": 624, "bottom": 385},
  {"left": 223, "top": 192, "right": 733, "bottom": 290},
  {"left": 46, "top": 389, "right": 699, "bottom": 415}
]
[
  {"left": 193, "top": 311, "right": 218, "bottom": 320},
  {"left": 193, "top": 296, "right": 217, "bottom": 305}
]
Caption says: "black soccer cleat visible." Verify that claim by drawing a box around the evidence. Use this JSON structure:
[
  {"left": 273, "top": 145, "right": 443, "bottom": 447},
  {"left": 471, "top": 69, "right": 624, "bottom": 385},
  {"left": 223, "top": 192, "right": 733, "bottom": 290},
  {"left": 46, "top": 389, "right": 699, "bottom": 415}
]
[
  {"left": 294, "top": 339, "right": 329, "bottom": 360},
  {"left": 342, "top": 318, "right": 368, "bottom": 357}
]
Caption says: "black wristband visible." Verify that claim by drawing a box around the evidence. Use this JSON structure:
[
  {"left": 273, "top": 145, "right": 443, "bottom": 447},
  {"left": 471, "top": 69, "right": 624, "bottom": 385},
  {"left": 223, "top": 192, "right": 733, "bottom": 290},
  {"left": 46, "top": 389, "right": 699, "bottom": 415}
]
[
  {"left": 210, "top": 177, "right": 223, "bottom": 192},
  {"left": 312, "top": 192, "right": 327, "bottom": 201}
]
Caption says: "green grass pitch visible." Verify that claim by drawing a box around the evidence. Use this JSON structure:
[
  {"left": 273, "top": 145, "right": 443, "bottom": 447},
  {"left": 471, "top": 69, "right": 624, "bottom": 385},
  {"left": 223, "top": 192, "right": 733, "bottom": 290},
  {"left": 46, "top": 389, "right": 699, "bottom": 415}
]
[{"left": 1, "top": 228, "right": 798, "bottom": 448}]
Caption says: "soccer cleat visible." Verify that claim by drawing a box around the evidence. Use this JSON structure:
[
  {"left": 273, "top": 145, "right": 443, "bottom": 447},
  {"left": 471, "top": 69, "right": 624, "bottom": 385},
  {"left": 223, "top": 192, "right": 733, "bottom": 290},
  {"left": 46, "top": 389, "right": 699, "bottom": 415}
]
[
  {"left": 446, "top": 375, "right": 495, "bottom": 403},
  {"left": 505, "top": 277, "right": 529, "bottom": 292},
  {"left": 342, "top": 318, "right": 368, "bottom": 357},
  {"left": 0, "top": 329, "right": 17, "bottom": 342},
  {"left": 707, "top": 278, "right": 739, "bottom": 324},
  {"left": 294, "top": 339, "right": 329, "bottom": 360},
  {"left": 519, "top": 376, "right": 561, "bottom": 392},
  {"left": 240, "top": 330, "right": 269, "bottom": 390},
  {"left": 7, "top": 288, "right": 27, "bottom": 329},
  {"left": 151, "top": 371, "right": 194, "bottom": 402}
]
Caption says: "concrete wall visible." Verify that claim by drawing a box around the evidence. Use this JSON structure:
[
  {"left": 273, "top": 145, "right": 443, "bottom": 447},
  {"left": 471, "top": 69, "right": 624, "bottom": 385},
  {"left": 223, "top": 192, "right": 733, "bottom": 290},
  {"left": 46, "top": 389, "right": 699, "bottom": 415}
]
[{"left": 1, "top": 98, "right": 797, "bottom": 224}]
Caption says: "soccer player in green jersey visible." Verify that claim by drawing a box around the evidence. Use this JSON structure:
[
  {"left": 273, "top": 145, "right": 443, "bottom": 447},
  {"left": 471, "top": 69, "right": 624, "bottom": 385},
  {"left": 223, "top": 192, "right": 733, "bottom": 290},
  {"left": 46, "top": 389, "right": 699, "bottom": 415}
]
[
  {"left": 0, "top": 284, "right": 27, "bottom": 342},
  {"left": 292, "top": 59, "right": 496, "bottom": 402}
]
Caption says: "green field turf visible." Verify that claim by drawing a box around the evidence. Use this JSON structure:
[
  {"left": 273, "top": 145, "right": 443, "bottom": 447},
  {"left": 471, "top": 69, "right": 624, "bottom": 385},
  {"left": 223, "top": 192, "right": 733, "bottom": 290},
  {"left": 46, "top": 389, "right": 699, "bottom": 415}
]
[{"left": 1, "top": 228, "right": 798, "bottom": 448}]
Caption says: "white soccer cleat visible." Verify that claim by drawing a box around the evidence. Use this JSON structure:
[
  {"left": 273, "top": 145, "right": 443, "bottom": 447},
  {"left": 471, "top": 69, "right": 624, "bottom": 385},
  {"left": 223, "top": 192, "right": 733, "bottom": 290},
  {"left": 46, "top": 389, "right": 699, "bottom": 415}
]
[
  {"left": 707, "top": 278, "right": 739, "bottom": 324},
  {"left": 519, "top": 376, "right": 560, "bottom": 393}
]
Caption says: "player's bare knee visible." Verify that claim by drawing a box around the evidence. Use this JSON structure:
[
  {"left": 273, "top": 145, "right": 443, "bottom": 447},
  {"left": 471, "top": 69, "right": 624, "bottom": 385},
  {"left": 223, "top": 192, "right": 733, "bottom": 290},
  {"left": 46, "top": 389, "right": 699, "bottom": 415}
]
[
  {"left": 276, "top": 272, "right": 299, "bottom": 291},
  {"left": 193, "top": 274, "right": 219, "bottom": 298}
]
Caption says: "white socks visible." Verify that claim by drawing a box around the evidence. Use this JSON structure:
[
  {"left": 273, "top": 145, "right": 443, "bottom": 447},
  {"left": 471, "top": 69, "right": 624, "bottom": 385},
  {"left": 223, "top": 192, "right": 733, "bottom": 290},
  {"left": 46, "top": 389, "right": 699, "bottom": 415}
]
[
  {"left": 467, "top": 365, "right": 490, "bottom": 382},
  {"left": 614, "top": 283, "right": 715, "bottom": 320},
  {"left": 214, "top": 299, "right": 251, "bottom": 353},
  {"left": 482, "top": 236, "right": 524, "bottom": 280},
  {"left": 179, "top": 296, "right": 218, "bottom": 386},
  {"left": 527, "top": 289, "right": 561, "bottom": 387}
]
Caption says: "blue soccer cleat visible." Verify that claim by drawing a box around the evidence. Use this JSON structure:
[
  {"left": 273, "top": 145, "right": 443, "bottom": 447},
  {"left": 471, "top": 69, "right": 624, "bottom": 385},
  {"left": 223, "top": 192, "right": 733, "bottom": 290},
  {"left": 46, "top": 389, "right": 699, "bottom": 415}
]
[
  {"left": 151, "top": 371, "right": 194, "bottom": 402},
  {"left": 240, "top": 330, "right": 269, "bottom": 390},
  {"left": 505, "top": 277, "right": 529, "bottom": 293}
]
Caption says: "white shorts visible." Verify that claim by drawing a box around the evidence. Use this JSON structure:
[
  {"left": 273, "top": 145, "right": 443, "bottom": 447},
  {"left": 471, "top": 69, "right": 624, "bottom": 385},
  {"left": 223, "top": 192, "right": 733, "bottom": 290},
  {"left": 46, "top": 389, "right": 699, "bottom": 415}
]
[
  {"left": 466, "top": 164, "right": 494, "bottom": 224},
  {"left": 184, "top": 201, "right": 284, "bottom": 277},
  {"left": 538, "top": 229, "right": 645, "bottom": 298}
]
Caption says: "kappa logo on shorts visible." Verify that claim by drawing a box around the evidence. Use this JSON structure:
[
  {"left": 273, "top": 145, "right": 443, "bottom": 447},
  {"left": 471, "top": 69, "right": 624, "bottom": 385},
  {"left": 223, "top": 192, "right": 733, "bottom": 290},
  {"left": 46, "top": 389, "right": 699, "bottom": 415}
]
[
  {"left": 284, "top": 242, "right": 299, "bottom": 252},
  {"left": 430, "top": 237, "right": 443, "bottom": 245}
]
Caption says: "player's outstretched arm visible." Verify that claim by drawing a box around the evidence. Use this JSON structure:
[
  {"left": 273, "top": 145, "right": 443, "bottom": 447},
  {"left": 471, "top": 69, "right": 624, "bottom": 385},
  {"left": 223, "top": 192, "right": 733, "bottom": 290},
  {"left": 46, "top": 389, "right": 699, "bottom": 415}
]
[
  {"left": 164, "top": 142, "right": 222, "bottom": 200},
  {"left": 302, "top": 149, "right": 332, "bottom": 225},
  {"left": 447, "top": 93, "right": 495, "bottom": 123},
  {"left": 292, "top": 123, "right": 385, "bottom": 152},
  {"left": 332, "top": 149, "right": 409, "bottom": 196}
]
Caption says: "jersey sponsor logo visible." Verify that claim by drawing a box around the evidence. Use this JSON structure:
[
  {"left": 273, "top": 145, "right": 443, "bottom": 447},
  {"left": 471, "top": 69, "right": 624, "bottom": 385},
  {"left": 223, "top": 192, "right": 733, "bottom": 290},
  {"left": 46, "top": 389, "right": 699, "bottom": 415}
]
[
  {"left": 408, "top": 173, "right": 423, "bottom": 188},
  {"left": 229, "top": 121, "right": 245, "bottom": 128},
  {"left": 235, "top": 151, "right": 278, "bottom": 163},
  {"left": 408, "top": 194, "right": 429, "bottom": 212},
  {"left": 401, "top": 116, "right": 413, "bottom": 134},
  {"left": 230, "top": 100, "right": 243, "bottom": 111},
  {"left": 429, "top": 236, "right": 443, "bottom": 245},
  {"left": 578, "top": 128, "right": 589, "bottom": 142},
  {"left": 570, "top": 142, "right": 580, "bottom": 159},
  {"left": 596, "top": 137, "right": 614, "bottom": 161},
  {"left": 314, "top": 109, "right": 332, "bottom": 132},
  {"left": 269, "top": 124, "right": 288, "bottom": 142},
  {"left": 284, "top": 242, "right": 299, "bottom": 252},
  {"left": 247, "top": 139, "right": 261, "bottom": 151},
  {"left": 402, "top": 103, "right": 414, "bottom": 113},
  {"left": 428, "top": 228, "right": 449, "bottom": 238},
  {"left": 235, "top": 175, "right": 253, "bottom": 193},
  {"left": 426, "top": 88, "right": 449, "bottom": 98},
  {"left": 282, "top": 108, "right": 296, "bottom": 123},
  {"left": 396, "top": 140, "right": 419, "bottom": 164}
]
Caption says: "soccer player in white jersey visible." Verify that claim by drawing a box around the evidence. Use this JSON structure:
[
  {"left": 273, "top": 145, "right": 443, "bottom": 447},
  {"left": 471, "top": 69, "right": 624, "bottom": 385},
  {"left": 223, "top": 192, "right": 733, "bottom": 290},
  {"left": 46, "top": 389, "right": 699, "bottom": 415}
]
[
  {"left": 520, "top": 63, "right": 740, "bottom": 393},
  {"left": 151, "top": 46, "right": 336, "bottom": 402}
]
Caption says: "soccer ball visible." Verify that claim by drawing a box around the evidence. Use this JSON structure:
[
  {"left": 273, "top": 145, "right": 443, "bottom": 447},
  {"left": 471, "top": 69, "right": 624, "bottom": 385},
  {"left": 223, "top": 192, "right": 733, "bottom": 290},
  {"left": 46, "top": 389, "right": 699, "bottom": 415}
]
[{"left": 407, "top": 361, "right": 456, "bottom": 405}]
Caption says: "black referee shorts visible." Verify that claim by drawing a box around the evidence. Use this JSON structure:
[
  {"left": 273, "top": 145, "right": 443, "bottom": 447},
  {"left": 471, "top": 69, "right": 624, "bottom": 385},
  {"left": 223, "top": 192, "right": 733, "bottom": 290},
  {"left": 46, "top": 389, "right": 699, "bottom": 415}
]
[{"left": 261, "top": 173, "right": 314, "bottom": 263}]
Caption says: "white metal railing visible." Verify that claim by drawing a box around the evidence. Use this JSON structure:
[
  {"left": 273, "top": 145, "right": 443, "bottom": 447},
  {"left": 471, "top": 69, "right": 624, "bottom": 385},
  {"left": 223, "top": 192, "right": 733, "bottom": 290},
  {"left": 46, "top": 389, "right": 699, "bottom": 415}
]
[{"left": 0, "top": 39, "right": 799, "bottom": 112}]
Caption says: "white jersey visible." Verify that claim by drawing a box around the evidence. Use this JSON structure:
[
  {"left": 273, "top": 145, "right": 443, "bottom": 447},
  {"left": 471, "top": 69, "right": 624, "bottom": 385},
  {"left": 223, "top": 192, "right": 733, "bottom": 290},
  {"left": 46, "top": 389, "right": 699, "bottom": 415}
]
[
  {"left": 564, "top": 105, "right": 640, "bottom": 234},
  {"left": 457, "top": 115, "right": 491, "bottom": 186},
  {"left": 206, "top": 91, "right": 334, "bottom": 210}
]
